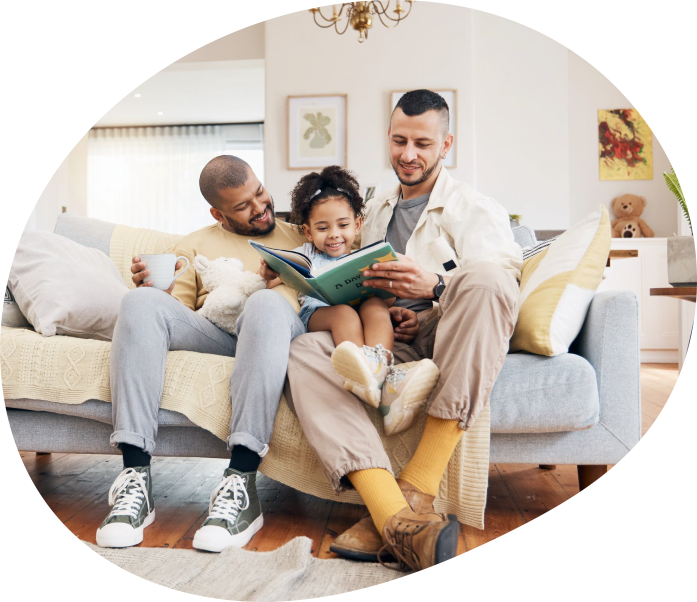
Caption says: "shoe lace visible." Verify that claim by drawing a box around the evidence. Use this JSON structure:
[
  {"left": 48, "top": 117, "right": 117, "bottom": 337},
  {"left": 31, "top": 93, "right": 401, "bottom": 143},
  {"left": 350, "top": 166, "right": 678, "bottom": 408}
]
[
  {"left": 363, "top": 344, "right": 394, "bottom": 370},
  {"left": 378, "top": 520, "right": 426, "bottom": 572},
  {"left": 207, "top": 474, "right": 249, "bottom": 522},
  {"left": 107, "top": 468, "right": 150, "bottom": 520},
  {"left": 385, "top": 363, "right": 408, "bottom": 388}
]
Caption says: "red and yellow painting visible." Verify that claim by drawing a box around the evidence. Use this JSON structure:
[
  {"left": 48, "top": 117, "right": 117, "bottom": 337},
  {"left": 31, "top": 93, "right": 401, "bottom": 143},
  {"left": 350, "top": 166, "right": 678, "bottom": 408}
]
[{"left": 598, "top": 109, "right": 653, "bottom": 180}]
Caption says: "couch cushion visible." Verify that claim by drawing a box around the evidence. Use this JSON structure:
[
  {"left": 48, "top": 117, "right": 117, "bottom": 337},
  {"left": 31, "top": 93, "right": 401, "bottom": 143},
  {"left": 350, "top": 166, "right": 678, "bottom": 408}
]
[
  {"left": 5, "top": 398, "right": 196, "bottom": 427},
  {"left": 54, "top": 213, "right": 117, "bottom": 256},
  {"left": 490, "top": 352, "right": 599, "bottom": 433},
  {"left": 511, "top": 225, "right": 537, "bottom": 248}
]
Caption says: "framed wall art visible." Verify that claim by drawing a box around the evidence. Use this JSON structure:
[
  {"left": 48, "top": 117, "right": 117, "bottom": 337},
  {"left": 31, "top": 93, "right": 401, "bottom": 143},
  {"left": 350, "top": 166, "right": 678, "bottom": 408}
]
[
  {"left": 287, "top": 94, "right": 347, "bottom": 170},
  {"left": 362, "top": 183, "right": 382, "bottom": 203},
  {"left": 390, "top": 89, "right": 457, "bottom": 168},
  {"left": 598, "top": 108, "right": 653, "bottom": 180}
]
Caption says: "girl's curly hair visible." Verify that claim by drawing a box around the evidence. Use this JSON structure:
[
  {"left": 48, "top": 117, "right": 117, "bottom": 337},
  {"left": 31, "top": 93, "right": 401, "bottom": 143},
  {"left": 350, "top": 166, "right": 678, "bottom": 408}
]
[{"left": 289, "top": 165, "right": 365, "bottom": 234}]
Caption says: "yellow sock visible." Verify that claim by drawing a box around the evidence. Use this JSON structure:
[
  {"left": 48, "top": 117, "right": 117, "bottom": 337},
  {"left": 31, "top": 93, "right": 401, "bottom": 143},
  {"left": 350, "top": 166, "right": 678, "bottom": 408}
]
[
  {"left": 348, "top": 468, "right": 408, "bottom": 536},
  {"left": 399, "top": 416, "right": 463, "bottom": 497}
]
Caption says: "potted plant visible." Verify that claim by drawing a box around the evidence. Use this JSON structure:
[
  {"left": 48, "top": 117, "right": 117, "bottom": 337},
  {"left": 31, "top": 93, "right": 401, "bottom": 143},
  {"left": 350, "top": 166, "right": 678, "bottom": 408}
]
[
  {"left": 663, "top": 170, "right": 697, "bottom": 286},
  {"left": 509, "top": 214, "right": 522, "bottom": 228}
]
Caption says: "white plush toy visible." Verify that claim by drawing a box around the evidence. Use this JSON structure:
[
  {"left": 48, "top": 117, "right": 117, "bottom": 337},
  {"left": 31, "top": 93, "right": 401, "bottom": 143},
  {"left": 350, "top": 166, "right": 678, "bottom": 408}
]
[{"left": 194, "top": 255, "right": 266, "bottom": 335}]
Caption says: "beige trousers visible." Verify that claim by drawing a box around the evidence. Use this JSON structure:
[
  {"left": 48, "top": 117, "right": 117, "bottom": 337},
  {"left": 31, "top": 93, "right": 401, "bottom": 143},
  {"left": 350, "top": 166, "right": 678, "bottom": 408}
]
[{"left": 285, "top": 262, "right": 520, "bottom": 490}]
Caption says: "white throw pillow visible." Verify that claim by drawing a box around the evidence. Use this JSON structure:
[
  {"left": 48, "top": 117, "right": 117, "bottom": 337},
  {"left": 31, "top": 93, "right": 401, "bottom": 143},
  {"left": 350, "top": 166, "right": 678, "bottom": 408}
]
[{"left": 8, "top": 230, "right": 128, "bottom": 340}]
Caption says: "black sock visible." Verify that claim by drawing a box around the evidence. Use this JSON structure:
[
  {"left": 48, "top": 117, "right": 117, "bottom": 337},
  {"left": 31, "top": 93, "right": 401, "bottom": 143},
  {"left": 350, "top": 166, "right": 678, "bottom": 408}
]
[
  {"left": 119, "top": 443, "right": 151, "bottom": 469},
  {"left": 229, "top": 445, "right": 261, "bottom": 473}
]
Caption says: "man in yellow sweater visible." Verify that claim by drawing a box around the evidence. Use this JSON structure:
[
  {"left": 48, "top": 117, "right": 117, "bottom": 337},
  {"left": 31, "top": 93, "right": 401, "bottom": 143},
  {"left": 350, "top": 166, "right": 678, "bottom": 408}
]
[{"left": 97, "top": 155, "right": 311, "bottom": 552}]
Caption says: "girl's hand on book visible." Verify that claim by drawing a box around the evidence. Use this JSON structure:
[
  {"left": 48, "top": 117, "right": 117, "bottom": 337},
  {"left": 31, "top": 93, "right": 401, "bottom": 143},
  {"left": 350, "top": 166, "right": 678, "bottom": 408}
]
[
  {"left": 390, "top": 307, "right": 419, "bottom": 343},
  {"left": 258, "top": 259, "right": 279, "bottom": 283}
]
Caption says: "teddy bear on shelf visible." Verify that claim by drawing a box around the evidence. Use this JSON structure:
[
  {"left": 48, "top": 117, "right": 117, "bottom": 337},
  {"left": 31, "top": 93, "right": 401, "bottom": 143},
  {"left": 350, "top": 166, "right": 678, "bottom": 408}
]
[
  {"left": 610, "top": 194, "right": 655, "bottom": 238},
  {"left": 194, "top": 255, "right": 266, "bottom": 335}
]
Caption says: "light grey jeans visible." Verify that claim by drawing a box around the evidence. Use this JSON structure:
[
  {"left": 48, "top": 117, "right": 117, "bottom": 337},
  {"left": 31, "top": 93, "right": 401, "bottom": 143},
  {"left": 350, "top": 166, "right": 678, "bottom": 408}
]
[{"left": 109, "top": 287, "right": 305, "bottom": 456}]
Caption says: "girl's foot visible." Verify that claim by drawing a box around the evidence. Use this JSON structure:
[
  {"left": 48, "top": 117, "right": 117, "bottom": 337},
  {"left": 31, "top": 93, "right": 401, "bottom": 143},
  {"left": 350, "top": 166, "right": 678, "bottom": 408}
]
[
  {"left": 380, "top": 359, "right": 440, "bottom": 436},
  {"left": 331, "top": 342, "right": 393, "bottom": 408}
]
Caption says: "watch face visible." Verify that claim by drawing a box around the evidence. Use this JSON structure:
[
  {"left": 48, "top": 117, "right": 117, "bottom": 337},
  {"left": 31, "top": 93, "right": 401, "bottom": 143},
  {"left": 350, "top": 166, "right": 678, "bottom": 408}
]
[{"left": 434, "top": 282, "right": 446, "bottom": 299}]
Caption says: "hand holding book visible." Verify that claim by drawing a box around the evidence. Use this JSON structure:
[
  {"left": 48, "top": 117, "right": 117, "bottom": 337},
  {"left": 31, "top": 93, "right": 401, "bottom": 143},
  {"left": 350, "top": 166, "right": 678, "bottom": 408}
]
[
  {"left": 258, "top": 259, "right": 282, "bottom": 289},
  {"left": 361, "top": 252, "right": 442, "bottom": 300}
]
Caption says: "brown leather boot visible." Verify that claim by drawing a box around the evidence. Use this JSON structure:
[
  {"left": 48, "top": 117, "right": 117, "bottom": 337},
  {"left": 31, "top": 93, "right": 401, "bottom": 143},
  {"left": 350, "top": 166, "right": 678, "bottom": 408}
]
[
  {"left": 329, "top": 478, "right": 437, "bottom": 561},
  {"left": 380, "top": 508, "right": 459, "bottom": 571}
]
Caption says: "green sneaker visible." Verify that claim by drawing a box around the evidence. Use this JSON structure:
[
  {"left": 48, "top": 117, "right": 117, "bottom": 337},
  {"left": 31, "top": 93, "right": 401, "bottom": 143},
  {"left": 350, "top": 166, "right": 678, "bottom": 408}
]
[
  {"left": 192, "top": 468, "right": 263, "bottom": 552},
  {"left": 96, "top": 466, "right": 155, "bottom": 548},
  {"left": 380, "top": 359, "right": 440, "bottom": 436}
]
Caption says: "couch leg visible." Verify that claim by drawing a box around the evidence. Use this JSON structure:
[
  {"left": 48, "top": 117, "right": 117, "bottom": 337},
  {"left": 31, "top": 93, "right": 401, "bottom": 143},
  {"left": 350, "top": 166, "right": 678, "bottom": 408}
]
[
  {"left": 539, "top": 464, "right": 556, "bottom": 470},
  {"left": 36, "top": 452, "right": 52, "bottom": 456},
  {"left": 577, "top": 465, "right": 607, "bottom": 491}
]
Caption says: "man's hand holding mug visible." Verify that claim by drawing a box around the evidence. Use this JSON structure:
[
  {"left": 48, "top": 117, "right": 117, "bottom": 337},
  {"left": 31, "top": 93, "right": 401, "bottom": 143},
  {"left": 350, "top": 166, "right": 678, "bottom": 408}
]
[{"left": 131, "top": 254, "right": 190, "bottom": 295}]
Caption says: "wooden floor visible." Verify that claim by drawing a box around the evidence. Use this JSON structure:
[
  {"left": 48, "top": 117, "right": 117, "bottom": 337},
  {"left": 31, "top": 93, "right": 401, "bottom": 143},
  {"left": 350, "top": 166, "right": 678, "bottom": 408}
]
[{"left": 18, "top": 363, "right": 679, "bottom": 557}]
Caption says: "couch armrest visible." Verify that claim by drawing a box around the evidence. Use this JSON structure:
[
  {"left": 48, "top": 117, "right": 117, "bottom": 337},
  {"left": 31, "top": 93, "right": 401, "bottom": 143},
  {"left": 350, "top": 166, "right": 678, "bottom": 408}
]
[{"left": 570, "top": 290, "right": 641, "bottom": 454}]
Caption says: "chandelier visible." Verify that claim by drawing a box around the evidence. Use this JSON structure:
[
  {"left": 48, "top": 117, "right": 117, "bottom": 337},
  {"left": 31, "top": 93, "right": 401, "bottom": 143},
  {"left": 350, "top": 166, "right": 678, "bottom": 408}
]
[{"left": 309, "top": 2, "right": 415, "bottom": 43}]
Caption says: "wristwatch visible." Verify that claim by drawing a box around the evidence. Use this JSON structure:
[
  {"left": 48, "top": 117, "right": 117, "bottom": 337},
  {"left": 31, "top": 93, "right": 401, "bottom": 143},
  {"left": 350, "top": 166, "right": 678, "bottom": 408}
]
[{"left": 433, "top": 273, "right": 446, "bottom": 300}]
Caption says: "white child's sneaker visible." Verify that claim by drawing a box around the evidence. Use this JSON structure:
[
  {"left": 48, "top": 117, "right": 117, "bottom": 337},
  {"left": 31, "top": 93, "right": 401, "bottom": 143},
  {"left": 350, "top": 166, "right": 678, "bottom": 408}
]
[
  {"left": 331, "top": 342, "right": 393, "bottom": 408},
  {"left": 380, "top": 359, "right": 440, "bottom": 436}
]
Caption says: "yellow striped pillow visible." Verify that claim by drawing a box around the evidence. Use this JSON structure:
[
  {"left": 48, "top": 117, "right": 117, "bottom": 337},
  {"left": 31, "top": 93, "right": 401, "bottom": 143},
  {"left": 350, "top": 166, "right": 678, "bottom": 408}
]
[{"left": 510, "top": 205, "right": 611, "bottom": 356}]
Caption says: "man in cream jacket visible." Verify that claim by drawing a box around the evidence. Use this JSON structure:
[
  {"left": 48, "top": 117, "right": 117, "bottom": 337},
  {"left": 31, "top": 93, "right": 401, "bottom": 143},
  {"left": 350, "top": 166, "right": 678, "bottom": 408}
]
[{"left": 286, "top": 90, "right": 523, "bottom": 570}]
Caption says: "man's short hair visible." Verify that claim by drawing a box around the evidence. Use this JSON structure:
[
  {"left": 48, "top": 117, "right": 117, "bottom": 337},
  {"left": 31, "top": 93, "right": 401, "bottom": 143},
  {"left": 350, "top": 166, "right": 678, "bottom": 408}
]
[
  {"left": 199, "top": 155, "right": 250, "bottom": 208},
  {"left": 392, "top": 89, "right": 450, "bottom": 136}
]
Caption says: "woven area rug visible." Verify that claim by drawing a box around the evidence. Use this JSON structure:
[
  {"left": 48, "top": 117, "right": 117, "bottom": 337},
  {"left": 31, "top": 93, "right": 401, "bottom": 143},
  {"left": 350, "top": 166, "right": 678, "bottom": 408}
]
[{"left": 86, "top": 537, "right": 403, "bottom": 601}]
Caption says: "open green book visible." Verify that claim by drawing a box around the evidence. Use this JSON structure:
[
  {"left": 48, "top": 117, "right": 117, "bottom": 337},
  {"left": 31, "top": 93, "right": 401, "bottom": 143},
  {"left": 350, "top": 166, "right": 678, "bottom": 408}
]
[{"left": 249, "top": 240, "right": 398, "bottom": 306}]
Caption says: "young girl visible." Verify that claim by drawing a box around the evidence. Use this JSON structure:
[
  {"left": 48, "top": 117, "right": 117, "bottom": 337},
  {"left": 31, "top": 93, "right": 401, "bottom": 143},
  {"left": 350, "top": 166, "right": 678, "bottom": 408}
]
[{"left": 260, "top": 166, "right": 439, "bottom": 435}]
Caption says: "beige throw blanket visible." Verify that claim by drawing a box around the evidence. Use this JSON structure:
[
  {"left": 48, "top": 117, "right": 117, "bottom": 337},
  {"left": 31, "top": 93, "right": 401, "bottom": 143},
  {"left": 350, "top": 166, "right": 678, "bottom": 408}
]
[{"left": 1, "top": 224, "right": 491, "bottom": 528}]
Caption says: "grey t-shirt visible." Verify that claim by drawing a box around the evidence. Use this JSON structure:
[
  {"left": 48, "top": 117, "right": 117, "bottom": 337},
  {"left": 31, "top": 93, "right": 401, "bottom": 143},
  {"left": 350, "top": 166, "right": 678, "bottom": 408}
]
[{"left": 385, "top": 192, "right": 434, "bottom": 315}]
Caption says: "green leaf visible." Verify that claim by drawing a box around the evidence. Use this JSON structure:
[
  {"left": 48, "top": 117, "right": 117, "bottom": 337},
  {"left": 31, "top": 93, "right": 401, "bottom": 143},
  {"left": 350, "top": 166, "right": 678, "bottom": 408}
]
[{"left": 664, "top": 167, "right": 691, "bottom": 233}]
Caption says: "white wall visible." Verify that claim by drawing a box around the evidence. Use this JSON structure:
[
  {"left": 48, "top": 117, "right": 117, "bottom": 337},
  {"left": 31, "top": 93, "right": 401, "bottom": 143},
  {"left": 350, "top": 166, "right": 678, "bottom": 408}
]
[
  {"left": 568, "top": 51, "right": 675, "bottom": 236},
  {"left": 264, "top": 5, "right": 678, "bottom": 235},
  {"left": 29, "top": 134, "right": 88, "bottom": 231},
  {"left": 472, "top": 11, "right": 569, "bottom": 230}
]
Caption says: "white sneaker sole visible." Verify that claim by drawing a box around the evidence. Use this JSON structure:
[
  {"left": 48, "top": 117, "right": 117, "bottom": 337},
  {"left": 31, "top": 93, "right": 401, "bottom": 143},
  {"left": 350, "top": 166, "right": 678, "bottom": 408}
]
[
  {"left": 95, "top": 509, "right": 156, "bottom": 548},
  {"left": 332, "top": 342, "right": 382, "bottom": 408},
  {"left": 192, "top": 514, "right": 264, "bottom": 553},
  {"left": 383, "top": 398, "right": 429, "bottom": 436}
]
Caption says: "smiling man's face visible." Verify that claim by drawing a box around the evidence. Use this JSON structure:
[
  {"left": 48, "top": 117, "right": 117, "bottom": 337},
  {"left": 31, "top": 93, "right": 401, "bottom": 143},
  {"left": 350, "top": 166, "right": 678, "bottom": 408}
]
[
  {"left": 211, "top": 168, "right": 276, "bottom": 236},
  {"left": 388, "top": 107, "right": 452, "bottom": 190}
]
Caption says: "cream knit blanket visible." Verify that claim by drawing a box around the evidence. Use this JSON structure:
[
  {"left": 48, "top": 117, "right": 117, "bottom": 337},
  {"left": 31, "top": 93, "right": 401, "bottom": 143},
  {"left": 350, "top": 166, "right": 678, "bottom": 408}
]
[{"left": 1, "top": 224, "right": 490, "bottom": 528}]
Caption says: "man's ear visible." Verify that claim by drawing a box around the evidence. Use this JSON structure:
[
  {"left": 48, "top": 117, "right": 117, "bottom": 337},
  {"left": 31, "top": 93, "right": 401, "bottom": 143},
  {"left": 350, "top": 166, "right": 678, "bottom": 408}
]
[
  {"left": 302, "top": 223, "right": 312, "bottom": 241},
  {"left": 441, "top": 133, "right": 454, "bottom": 159},
  {"left": 210, "top": 207, "right": 222, "bottom": 223}
]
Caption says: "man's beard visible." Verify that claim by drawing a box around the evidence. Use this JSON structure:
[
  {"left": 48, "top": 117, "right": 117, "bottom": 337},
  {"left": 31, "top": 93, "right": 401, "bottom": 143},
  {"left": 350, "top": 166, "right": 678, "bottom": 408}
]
[
  {"left": 391, "top": 158, "right": 439, "bottom": 187},
  {"left": 221, "top": 198, "right": 276, "bottom": 236}
]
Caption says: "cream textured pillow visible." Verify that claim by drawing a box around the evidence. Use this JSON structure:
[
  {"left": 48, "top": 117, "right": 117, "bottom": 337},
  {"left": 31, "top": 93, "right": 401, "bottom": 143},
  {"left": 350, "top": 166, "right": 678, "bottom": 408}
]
[
  {"left": 510, "top": 205, "right": 611, "bottom": 356},
  {"left": 8, "top": 230, "right": 128, "bottom": 340}
]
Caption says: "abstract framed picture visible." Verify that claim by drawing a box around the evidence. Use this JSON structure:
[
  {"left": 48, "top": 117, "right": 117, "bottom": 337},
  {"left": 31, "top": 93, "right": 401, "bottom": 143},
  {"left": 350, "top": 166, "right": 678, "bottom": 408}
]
[
  {"left": 287, "top": 94, "right": 347, "bottom": 170},
  {"left": 598, "top": 108, "right": 653, "bottom": 180},
  {"left": 390, "top": 89, "right": 457, "bottom": 168}
]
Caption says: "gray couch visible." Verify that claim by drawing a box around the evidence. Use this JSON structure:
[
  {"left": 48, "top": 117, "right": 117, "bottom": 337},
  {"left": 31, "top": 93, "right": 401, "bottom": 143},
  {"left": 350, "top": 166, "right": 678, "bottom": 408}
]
[{"left": 4, "top": 214, "right": 641, "bottom": 490}]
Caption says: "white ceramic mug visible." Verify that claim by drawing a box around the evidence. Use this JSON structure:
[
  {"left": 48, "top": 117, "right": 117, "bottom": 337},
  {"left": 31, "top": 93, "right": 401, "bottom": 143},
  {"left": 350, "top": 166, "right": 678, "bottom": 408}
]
[{"left": 139, "top": 254, "right": 190, "bottom": 290}]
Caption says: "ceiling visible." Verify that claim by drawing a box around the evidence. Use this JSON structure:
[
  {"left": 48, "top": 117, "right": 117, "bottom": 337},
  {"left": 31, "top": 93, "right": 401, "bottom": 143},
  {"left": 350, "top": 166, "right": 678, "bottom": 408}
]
[{"left": 94, "top": 59, "right": 265, "bottom": 127}]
